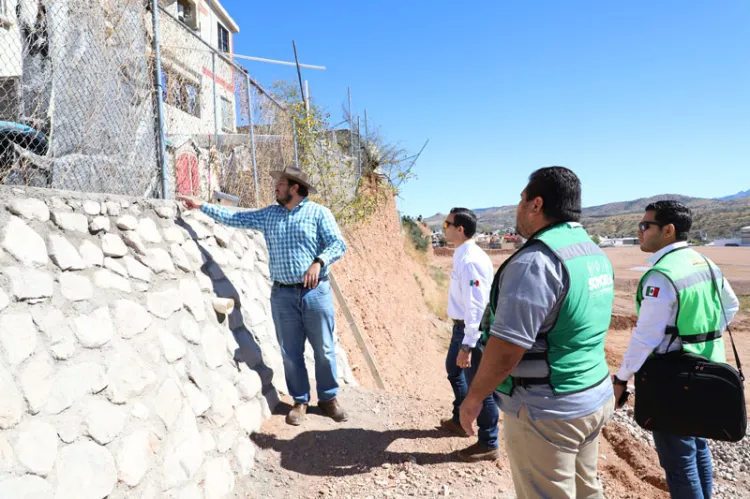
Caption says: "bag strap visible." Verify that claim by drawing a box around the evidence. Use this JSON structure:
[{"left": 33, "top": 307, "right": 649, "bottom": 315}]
[{"left": 702, "top": 255, "right": 744, "bottom": 381}]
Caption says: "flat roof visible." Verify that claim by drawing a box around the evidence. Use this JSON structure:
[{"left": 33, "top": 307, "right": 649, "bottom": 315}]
[{"left": 205, "top": 0, "right": 240, "bottom": 33}]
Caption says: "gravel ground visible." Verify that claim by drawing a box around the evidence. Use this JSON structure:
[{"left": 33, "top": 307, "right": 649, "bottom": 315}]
[{"left": 611, "top": 406, "right": 750, "bottom": 498}]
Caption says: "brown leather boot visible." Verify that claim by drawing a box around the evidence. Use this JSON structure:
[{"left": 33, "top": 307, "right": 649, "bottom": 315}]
[
  {"left": 318, "top": 398, "right": 348, "bottom": 422},
  {"left": 285, "top": 403, "right": 308, "bottom": 426},
  {"left": 440, "top": 418, "right": 469, "bottom": 437},
  {"left": 457, "top": 442, "right": 500, "bottom": 462}
]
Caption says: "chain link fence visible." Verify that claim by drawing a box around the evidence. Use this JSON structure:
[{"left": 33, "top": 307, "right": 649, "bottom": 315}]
[
  {"left": 0, "top": 0, "right": 297, "bottom": 205},
  {"left": 153, "top": 3, "right": 295, "bottom": 207},
  {"left": 220, "top": 72, "right": 295, "bottom": 207},
  {"left": 0, "top": 0, "right": 161, "bottom": 196}
]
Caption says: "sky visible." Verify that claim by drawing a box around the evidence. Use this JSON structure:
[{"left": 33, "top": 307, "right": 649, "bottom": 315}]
[{"left": 221, "top": 0, "right": 750, "bottom": 218}]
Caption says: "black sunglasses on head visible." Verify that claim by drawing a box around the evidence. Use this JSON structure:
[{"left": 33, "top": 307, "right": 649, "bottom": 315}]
[{"left": 638, "top": 221, "right": 663, "bottom": 232}]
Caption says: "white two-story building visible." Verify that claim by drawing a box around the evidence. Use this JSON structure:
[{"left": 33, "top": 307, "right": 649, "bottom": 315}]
[{"left": 159, "top": 0, "right": 240, "bottom": 137}]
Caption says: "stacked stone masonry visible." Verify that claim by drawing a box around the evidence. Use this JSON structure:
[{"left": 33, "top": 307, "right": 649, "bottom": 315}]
[{"left": 0, "top": 187, "right": 354, "bottom": 498}]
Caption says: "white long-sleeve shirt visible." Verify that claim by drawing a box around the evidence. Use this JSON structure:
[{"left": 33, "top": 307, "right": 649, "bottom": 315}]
[
  {"left": 616, "top": 241, "right": 740, "bottom": 381},
  {"left": 447, "top": 239, "right": 494, "bottom": 348}
]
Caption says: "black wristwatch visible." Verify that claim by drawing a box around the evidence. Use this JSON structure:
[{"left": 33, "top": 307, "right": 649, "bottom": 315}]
[
  {"left": 313, "top": 257, "right": 324, "bottom": 267},
  {"left": 612, "top": 375, "right": 627, "bottom": 387},
  {"left": 460, "top": 345, "right": 472, "bottom": 353}
]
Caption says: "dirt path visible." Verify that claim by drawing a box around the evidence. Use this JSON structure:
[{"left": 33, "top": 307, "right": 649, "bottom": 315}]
[
  {"left": 238, "top": 328, "right": 748, "bottom": 499},
  {"left": 239, "top": 387, "right": 516, "bottom": 499},
  {"left": 239, "top": 384, "right": 672, "bottom": 499}
]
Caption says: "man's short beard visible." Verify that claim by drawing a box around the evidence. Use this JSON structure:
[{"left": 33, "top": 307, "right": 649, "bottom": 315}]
[{"left": 276, "top": 193, "right": 292, "bottom": 205}]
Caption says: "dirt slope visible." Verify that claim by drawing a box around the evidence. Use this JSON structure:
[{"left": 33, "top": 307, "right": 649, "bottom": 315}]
[{"left": 330, "top": 194, "right": 452, "bottom": 400}]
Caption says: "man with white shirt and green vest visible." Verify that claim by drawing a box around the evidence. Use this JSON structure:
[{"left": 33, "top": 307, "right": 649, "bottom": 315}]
[
  {"left": 613, "top": 200, "right": 740, "bottom": 498},
  {"left": 460, "top": 166, "right": 616, "bottom": 499}
]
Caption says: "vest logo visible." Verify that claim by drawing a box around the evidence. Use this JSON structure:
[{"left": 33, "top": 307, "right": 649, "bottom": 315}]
[
  {"left": 587, "top": 260, "right": 613, "bottom": 292},
  {"left": 588, "top": 273, "right": 614, "bottom": 291}
]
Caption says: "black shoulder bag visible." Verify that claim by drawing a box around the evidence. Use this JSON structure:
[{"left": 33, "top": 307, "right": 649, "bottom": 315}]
[{"left": 633, "top": 257, "right": 747, "bottom": 442}]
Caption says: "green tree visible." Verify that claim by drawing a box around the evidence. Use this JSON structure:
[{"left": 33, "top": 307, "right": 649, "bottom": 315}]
[{"left": 401, "top": 216, "right": 429, "bottom": 252}]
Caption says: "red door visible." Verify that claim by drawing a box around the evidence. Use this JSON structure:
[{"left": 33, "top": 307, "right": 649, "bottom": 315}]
[{"left": 175, "top": 152, "right": 200, "bottom": 195}]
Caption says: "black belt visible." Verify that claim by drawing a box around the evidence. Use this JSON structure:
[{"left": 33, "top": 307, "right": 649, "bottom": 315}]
[
  {"left": 522, "top": 351, "right": 546, "bottom": 361},
  {"left": 665, "top": 326, "right": 722, "bottom": 344},
  {"left": 452, "top": 319, "right": 465, "bottom": 325},
  {"left": 512, "top": 377, "right": 550, "bottom": 388},
  {"left": 274, "top": 276, "right": 328, "bottom": 288}
]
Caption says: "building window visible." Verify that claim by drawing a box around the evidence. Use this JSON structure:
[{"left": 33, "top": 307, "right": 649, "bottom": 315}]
[
  {"left": 162, "top": 68, "right": 201, "bottom": 119},
  {"left": 221, "top": 97, "right": 232, "bottom": 131},
  {"left": 185, "top": 84, "right": 199, "bottom": 117},
  {"left": 217, "top": 24, "right": 229, "bottom": 53},
  {"left": 177, "top": 0, "right": 198, "bottom": 30}
]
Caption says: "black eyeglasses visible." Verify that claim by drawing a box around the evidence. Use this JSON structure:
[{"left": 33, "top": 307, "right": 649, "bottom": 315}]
[
  {"left": 638, "top": 221, "right": 663, "bottom": 232},
  {"left": 443, "top": 220, "right": 457, "bottom": 229}
]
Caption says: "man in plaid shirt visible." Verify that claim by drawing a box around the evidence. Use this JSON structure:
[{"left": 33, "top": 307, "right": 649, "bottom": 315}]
[{"left": 178, "top": 166, "right": 348, "bottom": 425}]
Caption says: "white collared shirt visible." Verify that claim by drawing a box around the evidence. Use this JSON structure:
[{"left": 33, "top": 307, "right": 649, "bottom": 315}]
[
  {"left": 447, "top": 239, "right": 494, "bottom": 348},
  {"left": 616, "top": 241, "right": 740, "bottom": 381}
]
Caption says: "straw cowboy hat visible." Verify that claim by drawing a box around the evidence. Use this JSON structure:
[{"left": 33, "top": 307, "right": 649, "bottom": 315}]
[{"left": 270, "top": 166, "right": 317, "bottom": 195}]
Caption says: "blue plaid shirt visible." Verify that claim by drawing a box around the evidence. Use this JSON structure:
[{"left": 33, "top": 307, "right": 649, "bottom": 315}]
[{"left": 200, "top": 199, "right": 346, "bottom": 284}]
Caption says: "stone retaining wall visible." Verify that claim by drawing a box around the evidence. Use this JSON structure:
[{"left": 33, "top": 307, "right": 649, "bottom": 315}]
[{"left": 0, "top": 186, "right": 353, "bottom": 498}]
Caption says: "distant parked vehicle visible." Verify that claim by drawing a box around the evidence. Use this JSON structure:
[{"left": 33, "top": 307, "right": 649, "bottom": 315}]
[{"left": 598, "top": 237, "right": 637, "bottom": 248}]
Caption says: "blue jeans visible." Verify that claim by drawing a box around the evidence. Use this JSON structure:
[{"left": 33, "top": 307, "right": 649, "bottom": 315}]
[
  {"left": 270, "top": 280, "right": 338, "bottom": 405},
  {"left": 652, "top": 431, "right": 713, "bottom": 499},
  {"left": 446, "top": 323, "right": 499, "bottom": 449}
]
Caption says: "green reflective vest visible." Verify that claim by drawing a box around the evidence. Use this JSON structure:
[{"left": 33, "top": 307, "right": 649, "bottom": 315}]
[
  {"left": 481, "top": 223, "right": 615, "bottom": 395},
  {"left": 636, "top": 247, "right": 726, "bottom": 363}
]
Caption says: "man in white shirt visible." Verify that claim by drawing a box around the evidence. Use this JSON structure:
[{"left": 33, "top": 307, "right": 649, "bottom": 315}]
[
  {"left": 613, "top": 200, "right": 740, "bottom": 498},
  {"left": 440, "top": 208, "right": 498, "bottom": 461}
]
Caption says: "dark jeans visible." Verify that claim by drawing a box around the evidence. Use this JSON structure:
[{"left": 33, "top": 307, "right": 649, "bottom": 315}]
[
  {"left": 446, "top": 323, "right": 499, "bottom": 449},
  {"left": 653, "top": 431, "right": 713, "bottom": 499}
]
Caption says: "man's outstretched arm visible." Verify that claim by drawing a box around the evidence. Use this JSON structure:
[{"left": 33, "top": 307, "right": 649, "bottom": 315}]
[{"left": 177, "top": 195, "right": 268, "bottom": 231}]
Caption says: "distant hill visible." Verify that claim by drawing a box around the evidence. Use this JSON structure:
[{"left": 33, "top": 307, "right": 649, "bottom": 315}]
[
  {"left": 717, "top": 189, "right": 750, "bottom": 201},
  {"left": 425, "top": 193, "right": 750, "bottom": 240},
  {"left": 583, "top": 194, "right": 701, "bottom": 218},
  {"left": 424, "top": 205, "right": 517, "bottom": 233}
]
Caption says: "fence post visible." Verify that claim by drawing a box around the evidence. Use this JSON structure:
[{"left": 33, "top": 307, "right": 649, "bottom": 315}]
[
  {"left": 244, "top": 72, "right": 259, "bottom": 207},
  {"left": 211, "top": 51, "right": 219, "bottom": 196},
  {"left": 151, "top": 0, "right": 169, "bottom": 199},
  {"left": 364, "top": 108, "right": 369, "bottom": 144},
  {"left": 292, "top": 120, "right": 299, "bottom": 169},
  {"left": 357, "top": 115, "right": 361, "bottom": 176},
  {"left": 347, "top": 87, "right": 353, "bottom": 160}
]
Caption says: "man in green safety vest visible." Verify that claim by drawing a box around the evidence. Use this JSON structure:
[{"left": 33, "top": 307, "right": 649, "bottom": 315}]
[
  {"left": 460, "top": 166, "right": 616, "bottom": 499},
  {"left": 612, "top": 200, "right": 740, "bottom": 498}
]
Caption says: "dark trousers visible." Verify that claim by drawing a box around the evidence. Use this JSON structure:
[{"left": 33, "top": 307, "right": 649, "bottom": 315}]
[
  {"left": 446, "top": 323, "right": 499, "bottom": 449},
  {"left": 653, "top": 431, "right": 713, "bottom": 499}
]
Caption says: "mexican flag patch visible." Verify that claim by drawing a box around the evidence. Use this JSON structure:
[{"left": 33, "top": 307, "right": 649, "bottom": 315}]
[
  {"left": 645, "top": 286, "right": 660, "bottom": 297},
  {"left": 469, "top": 280, "right": 480, "bottom": 287}
]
